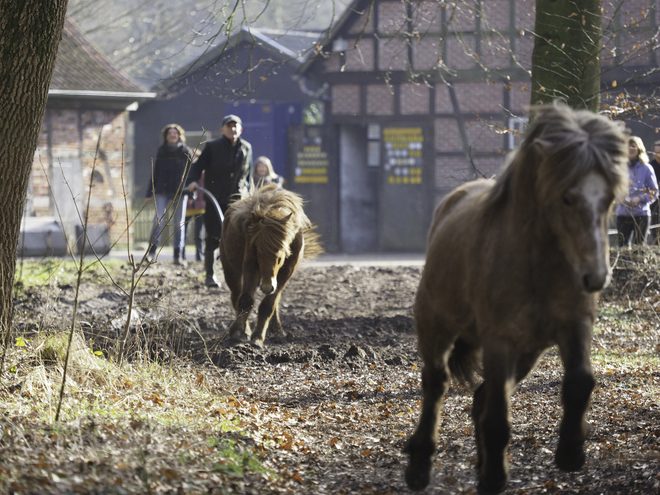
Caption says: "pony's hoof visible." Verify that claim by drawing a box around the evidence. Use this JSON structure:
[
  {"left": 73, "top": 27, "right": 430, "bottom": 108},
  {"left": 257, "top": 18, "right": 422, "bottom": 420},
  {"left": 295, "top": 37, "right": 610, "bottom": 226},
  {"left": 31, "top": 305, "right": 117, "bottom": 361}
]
[
  {"left": 269, "top": 326, "right": 287, "bottom": 338},
  {"left": 226, "top": 330, "right": 248, "bottom": 346},
  {"left": 477, "top": 473, "right": 509, "bottom": 494},
  {"left": 555, "top": 443, "right": 585, "bottom": 472},
  {"left": 224, "top": 336, "right": 242, "bottom": 347},
  {"left": 404, "top": 457, "right": 432, "bottom": 491},
  {"left": 249, "top": 338, "right": 265, "bottom": 348}
]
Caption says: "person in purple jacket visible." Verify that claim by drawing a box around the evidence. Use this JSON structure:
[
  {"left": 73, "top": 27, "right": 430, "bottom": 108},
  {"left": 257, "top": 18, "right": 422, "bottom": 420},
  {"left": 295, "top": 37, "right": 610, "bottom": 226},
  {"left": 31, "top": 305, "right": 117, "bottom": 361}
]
[{"left": 616, "top": 136, "right": 658, "bottom": 247}]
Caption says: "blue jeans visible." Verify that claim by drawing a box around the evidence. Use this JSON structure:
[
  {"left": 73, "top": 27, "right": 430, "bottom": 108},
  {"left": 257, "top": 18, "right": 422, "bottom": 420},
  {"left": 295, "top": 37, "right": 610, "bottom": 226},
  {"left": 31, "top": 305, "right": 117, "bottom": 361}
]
[{"left": 149, "top": 193, "right": 187, "bottom": 252}]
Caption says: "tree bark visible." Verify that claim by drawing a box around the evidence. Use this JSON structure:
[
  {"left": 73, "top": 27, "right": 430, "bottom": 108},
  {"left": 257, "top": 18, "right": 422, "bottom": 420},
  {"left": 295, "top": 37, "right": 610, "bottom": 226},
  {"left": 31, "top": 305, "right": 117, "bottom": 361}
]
[
  {"left": 0, "top": 2, "right": 69, "bottom": 340},
  {"left": 531, "top": 0, "right": 602, "bottom": 112}
]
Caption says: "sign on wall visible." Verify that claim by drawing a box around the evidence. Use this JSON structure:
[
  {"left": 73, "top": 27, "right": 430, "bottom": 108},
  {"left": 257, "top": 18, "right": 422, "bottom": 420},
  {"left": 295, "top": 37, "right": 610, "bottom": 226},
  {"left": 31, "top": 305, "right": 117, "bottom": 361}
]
[
  {"left": 383, "top": 127, "right": 423, "bottom": 185},
  {"left": 294, "top": 127, "right": 329, "bottom": 183}
]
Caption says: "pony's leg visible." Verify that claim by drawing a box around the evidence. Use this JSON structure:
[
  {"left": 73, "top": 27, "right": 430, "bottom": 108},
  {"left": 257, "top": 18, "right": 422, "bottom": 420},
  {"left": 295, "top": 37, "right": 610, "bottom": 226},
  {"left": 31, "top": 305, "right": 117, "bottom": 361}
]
[
  {"left": 472, "top": 383, "right": 486, "bottom": 473},
  {"left": 227, "top": 262, "right": 259, "bottom": 342},
  {"left": 404, "top": 359, "right": 451, "bottom": 491},
  {"left": 222, "top": 262, "right": 242, "bottom": 312},
  {"left": 476, "top": 348, "right": 515, "bottom": 494},
  {"left": 472, "top": 351, "right": 541, "bottom": 473},
  {"left": 251, "top": 255, "right": 300, "bottom": 346},
  {"left": 555, "top": 330, "right": 595, "bottom": 472},
  {"left": 250, "top": 291, "right": 283, "bottom": 347}
]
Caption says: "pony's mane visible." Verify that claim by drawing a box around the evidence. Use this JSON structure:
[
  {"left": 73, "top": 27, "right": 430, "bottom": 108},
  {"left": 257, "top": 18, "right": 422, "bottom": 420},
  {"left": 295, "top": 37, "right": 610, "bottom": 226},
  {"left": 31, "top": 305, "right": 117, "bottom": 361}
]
[
  {"left": 486, "top": 103, "right": 629, "bottom": 210},
  {"left": 228, "top": 184, "right": 322, "bottom": 258}
]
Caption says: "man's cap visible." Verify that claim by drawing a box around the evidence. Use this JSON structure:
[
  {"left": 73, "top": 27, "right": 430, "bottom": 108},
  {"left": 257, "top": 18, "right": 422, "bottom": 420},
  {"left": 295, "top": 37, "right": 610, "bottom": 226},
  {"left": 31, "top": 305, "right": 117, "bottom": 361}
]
[{"left": 222, "top": 114, "right": 242, "bottom": 126}]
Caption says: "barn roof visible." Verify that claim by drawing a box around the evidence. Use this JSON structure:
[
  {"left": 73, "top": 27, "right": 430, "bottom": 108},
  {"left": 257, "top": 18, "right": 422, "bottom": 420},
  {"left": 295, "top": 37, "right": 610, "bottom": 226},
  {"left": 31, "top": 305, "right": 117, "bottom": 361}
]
[
  {"left": 49, "top": 18, "right": 155, "bottom": 101},
  {"left": 153, "top": 26, "right": 320, "bottom": 93}
]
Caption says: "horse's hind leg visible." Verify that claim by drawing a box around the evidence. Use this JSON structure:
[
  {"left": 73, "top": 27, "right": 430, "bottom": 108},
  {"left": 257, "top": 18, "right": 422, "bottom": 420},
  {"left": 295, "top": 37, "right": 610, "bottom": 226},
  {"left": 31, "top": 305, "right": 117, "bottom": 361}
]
[
  {"left": 555, "top": 331, "right": 595, "bottom": 472},
  {"left": 404, "top": 359, "right": 450, "bottom": 491}
]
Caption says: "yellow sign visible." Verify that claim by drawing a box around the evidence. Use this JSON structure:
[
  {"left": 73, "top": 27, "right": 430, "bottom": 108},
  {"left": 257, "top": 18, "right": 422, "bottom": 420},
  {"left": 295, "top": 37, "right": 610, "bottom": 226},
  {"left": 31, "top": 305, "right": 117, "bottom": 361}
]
[
  {"left": 295, "top": 145, "right": 329, "bottom": 183},
  {"left": 383, "top": 127, "right": 423, "bottom": 185}
]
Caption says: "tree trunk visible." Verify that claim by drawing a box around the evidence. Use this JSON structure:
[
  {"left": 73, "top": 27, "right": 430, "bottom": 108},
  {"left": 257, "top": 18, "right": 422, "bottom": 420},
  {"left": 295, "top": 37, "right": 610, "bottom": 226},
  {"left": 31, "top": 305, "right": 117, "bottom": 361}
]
[
  {"left": 0, "top": 2, "right": 69, "bottom": 340},
  {"left": 531, "top": 0, "right": 602, "bottom": 112}
]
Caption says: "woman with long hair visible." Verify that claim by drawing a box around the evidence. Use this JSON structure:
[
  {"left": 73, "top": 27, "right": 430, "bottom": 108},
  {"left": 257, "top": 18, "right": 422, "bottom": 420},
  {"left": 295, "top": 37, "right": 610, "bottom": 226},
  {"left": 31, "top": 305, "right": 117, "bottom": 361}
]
[
  {"left": 615, "top": 136, "right": 658, "bottom": 246},
  {"left": 145, "top": 124, "right": 193, "bottom": 264},
  {"left": 253, "top": 156, "right": 283, "bottom": 189}
]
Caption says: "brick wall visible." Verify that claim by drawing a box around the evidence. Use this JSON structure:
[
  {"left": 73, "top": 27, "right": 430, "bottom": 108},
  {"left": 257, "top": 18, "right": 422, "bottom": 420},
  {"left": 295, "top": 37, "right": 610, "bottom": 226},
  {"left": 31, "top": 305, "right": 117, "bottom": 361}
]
[
  {"left": 401, "top": 83, "right": 430, "bottom": 115},
  {"left": 472, "top": 156, "right": 506, "bottom": 179},
  {"left": 344, "top": 38, "right": 375, "bottom": 71},
  {"left": 455, "top": 81, "right": 503, "bottom": 114},
  {"left": 323, "top": 52, "right": 342, "bottom": 73},
  {"left": 447, "top": 1, "right": 477, "bottom": 32},
  {"left": 619, "top": 30, "right": 654, "bottom": 66},
  {"left": 30, "top": 120, "right": 50, "bottom": 216},
  {"left": 412, "top": 37, "right": 440, "bottom": 70},
  {"left": 379, "top": 37, "right": 408, "bottom": 71},
  {"left": 515, "top": 34, "right": 534, "bottom": 68},
  {"left": 619, "top": 0, "right": 653, "bottom": 27},
  {"left": 29, "top": 108, "right": 132, "bottom": 246},
  {"left": 508, "top": 81, "right": 532, "bottom": 115},
  {"left": 446, "top": 35, "right": 476, "bottom": 70},
  {"left": 378, "top": 1, "right": 408, "bottom": 33},
  {"left": 435, "top": 84, "right": 454, "bottom": 114},
  {"left": 434, "top": 119, "right": 463, "bottom": 152},
  {"left": 464, "top": 118, "right": 506, "bottom": 153},
  {"left": 80, "top": 111, "right": 131, "bottom": 244},
  {"left": 435, "top": 156, "right": 472, "bottom": 192},
  {"left": 482, "top": 0, "right": 510, "bottom": 31},
  {"left": 332, "top": 84, "right": 361, "bottom": 115},
  {"left": 348, "top": 7, "right": 374, "bottom": 34},
  {"left": 367, "top": 85, "right": 395, "bottom": 115},
  {"left": 515, "top": 0, "right": 536, "bottom": 32},
  {"left": 412, "top": 1, "right": 442, "bottom": 33},
  {"left": 480, "top": 35, "right": 511, "bottom": 70}
]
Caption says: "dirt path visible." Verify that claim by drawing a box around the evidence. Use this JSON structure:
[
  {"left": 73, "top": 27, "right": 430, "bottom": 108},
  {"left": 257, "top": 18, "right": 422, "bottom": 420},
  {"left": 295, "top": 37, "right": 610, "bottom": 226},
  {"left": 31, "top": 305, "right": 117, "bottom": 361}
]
[{"left": 12, "top": 259, "right": 660, "bottom": 494}]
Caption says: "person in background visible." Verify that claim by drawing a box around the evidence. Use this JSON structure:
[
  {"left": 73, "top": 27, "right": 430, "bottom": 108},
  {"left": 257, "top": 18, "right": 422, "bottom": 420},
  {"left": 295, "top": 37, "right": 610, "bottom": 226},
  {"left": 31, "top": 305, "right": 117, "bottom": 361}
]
[
  {"left": 616, "top": 136, "right": 658, "bottom": 247},
  {"left": 187, "top": 114, "right": 253, "bottom": 287},
  {"left": 146, "top": 123, "right": 193, "bottom": 265},
  {"left": 253, "top": 156, "right": 283, "bottom": 189},
  {"left": 183, "top": 171, "right": 205, "bottom": 262},
  {"left": 648, "top": 139, "right": 660, "bottom": 244}
]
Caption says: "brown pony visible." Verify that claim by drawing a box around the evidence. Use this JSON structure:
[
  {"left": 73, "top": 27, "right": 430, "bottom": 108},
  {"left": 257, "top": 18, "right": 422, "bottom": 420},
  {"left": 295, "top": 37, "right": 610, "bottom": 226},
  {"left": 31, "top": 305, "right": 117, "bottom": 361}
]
[
  {"left": 404, "top": 104, "right": 628, "bottom": 494},
  {"left": 220, "top": 184, "right": 322, "bottom": 347}
]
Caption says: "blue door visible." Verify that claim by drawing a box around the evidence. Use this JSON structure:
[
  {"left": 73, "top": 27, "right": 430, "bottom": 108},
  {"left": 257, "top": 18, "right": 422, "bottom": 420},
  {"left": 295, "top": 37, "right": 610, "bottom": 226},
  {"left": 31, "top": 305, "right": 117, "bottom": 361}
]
[{"left": 227, "top": 101, "right": 301, "bottom": 179}]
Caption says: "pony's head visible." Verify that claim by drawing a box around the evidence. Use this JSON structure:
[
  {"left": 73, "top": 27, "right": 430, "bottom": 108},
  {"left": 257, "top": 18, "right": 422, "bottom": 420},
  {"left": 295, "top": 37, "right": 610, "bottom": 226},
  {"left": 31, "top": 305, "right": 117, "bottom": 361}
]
[
  {"left": 245, "top": 185, "right": 307, "bottom": 294},
  {"left": 522, "top": 103, "right": 628, "bottom": 291}
]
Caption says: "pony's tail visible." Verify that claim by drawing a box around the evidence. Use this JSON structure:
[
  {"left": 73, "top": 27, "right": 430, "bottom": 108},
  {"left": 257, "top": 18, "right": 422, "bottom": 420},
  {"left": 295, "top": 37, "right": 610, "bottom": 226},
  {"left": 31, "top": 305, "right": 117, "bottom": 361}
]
[
  {"left": 448, "top": 337, "right": 482, "bottom": 389},
  {"left": 303, "top": 225, "right": 324, "bottom": 259}
]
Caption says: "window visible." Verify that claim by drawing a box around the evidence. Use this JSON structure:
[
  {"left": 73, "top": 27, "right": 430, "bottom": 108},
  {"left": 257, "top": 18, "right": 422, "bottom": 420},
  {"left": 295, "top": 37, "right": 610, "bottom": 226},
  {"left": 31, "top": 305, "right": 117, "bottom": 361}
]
[{"left": 507, "top": 117, "right": 528, "bottom": 150}]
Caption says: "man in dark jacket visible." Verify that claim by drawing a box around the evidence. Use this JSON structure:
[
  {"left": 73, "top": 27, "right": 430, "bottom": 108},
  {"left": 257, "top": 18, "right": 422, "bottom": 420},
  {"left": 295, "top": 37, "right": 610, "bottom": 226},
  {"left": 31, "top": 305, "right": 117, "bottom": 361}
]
[{"left": 187, "top": 114, "right": 252, "bottom": 287}]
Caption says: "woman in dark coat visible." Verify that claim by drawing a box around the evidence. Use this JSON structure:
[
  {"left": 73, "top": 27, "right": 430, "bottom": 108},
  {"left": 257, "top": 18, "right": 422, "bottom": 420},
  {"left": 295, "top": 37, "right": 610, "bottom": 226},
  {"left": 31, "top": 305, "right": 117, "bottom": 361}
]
[{"left": 145, "top": 124, "right": 193, "bottom": 264}]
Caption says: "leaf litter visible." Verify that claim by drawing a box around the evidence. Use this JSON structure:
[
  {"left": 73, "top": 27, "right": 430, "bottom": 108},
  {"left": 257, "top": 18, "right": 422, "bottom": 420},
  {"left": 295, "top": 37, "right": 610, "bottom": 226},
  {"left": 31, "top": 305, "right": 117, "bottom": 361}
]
[{"left": 2, "top": 251, "right": 659, "bottom": 493}]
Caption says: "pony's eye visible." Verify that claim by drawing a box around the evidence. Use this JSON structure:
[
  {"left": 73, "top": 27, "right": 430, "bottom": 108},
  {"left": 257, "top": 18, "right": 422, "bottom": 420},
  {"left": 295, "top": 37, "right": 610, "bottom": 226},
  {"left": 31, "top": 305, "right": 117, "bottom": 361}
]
[{"left": 562, "top": 195, "right": 573, "bottom": 207}]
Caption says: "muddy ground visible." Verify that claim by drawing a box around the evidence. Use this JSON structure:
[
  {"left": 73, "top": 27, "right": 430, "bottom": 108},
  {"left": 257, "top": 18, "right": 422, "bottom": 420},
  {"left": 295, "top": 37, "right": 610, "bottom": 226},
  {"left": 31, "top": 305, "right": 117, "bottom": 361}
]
[{"left": 12, "top": 256, "right": 660, "bottom": 494}]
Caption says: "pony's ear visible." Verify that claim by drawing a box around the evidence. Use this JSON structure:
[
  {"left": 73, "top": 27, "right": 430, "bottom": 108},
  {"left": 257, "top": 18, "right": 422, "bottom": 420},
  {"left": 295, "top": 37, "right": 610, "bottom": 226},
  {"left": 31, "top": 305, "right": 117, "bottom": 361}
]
[
  {"left": 252, "top": 211, "right": 262, "bottom": 223},
  {"left": 282, "top": 212, "right": 293, "bottom": 223},
  {"left": 533, "top": 138, "right": 552, "bottom": 159}
]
